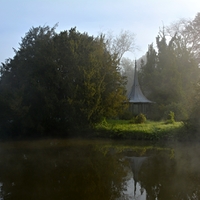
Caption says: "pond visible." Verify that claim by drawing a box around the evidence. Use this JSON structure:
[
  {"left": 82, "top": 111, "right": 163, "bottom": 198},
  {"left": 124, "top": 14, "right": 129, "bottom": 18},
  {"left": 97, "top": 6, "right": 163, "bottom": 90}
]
[{"left": 0, "top": 138, "right": 199, "bottom": 200}]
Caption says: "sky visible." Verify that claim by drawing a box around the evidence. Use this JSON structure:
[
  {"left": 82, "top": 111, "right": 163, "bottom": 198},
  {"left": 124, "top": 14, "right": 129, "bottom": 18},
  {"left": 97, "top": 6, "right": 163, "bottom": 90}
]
[{"left": 1, "top": 0, "right": 200, "bottom": 64}]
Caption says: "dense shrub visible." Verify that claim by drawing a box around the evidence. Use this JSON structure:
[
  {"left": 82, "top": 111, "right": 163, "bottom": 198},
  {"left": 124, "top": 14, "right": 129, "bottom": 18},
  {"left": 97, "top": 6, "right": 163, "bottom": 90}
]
[
  {"left": 130, "top": 113, "right": 147, "bottom": 124},
  {"left": 135, "top": 113, "right": 147, "bottom": 124},
  {"left": 129, "top": 113, "right": 147, "bottom": 124}
]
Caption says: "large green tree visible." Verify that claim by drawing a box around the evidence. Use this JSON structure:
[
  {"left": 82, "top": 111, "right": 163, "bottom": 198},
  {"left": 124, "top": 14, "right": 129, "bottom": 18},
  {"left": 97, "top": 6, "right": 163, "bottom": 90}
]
[
  {"left": 139, "top": 28, "right": 199, "bottom": 120},
  {"left": 0, "top": 26, "right": 127, "bottom": 137},
  {"left": 166, "top": 13, "right": 200, "bottom": 128}
]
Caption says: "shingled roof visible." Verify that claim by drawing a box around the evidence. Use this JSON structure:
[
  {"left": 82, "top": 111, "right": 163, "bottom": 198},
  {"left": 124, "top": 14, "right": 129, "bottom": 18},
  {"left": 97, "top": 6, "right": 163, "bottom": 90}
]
[{"left": 128, "top": 61, "right": 152, "bottom": 103}]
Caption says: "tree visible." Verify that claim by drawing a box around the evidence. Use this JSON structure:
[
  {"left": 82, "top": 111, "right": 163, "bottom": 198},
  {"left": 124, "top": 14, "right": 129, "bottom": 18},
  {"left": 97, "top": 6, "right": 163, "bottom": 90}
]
[
  {"left": 139, "top": 28, "right": 200, "bottom": 120},
  {"left": 0, "top": 25, "right": 64, "bottom": 136},
  {"left": 166, "top": 13, "right": 200, "bottom": 64},
  {"left": 105, "top": 30, "right": 136, "bottom": 61},
  {"left": 0, "top": 26, "right": 127, "bottom": 137},
  {"left": 189, "top": 79, "right": 200, "bottom": 133},
  {"left": 139, "top": 43, "right": 158, "bottom": 97},
  {"left": 120, "top": 57, "right": 134, "bottom": 95},
  {"left": 53, "top": 29, "right": 127, "bottom": 127}
]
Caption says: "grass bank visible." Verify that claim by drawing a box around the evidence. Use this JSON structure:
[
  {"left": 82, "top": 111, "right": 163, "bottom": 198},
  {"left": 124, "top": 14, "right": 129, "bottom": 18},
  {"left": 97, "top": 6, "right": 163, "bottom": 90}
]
[{"left": 93, "top": 119, "right": 185, "bottom": 141}]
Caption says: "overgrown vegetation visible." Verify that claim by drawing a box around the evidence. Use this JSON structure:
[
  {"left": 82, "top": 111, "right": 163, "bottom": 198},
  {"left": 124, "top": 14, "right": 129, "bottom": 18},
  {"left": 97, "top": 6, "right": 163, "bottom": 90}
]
[
  {"left": 138, "top": 14, "right": 200, "bottom": 122},
  {"left": 165, "top": 111, "right": 175, "bottom": 124},
  {"left": 128, "top": 113, "right": 147, "bottom": 124},
  {"left": 94, "top": 119, "right": 185, "bottom": 141},
  {"left": 1, "top": 13, "right": 200, "bottom": 139},
  {"left": 0, "top": 26, "right": 132, "bottom": 138}
]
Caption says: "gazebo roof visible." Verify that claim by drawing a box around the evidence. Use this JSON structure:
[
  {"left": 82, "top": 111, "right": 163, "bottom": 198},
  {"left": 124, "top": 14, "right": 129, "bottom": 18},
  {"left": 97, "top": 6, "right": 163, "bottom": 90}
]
[{"left": 128, "top": 61, "right": 152, "bottom": 103}]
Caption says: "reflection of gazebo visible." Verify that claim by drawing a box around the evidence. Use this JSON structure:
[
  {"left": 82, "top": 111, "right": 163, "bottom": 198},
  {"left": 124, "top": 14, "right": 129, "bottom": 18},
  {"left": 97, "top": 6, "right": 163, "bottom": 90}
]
[
  {"left": 126, "top": 156, "right": 147, "bottom": 195},
  {"left": 128, "top": 61, "right": 153, "bottom": 115}
]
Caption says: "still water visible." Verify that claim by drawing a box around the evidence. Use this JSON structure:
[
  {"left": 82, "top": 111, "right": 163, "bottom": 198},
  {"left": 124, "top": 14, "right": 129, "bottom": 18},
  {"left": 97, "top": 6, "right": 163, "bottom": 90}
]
[{"left": 0, "top": 138, "right": 199, "bottom": 200}]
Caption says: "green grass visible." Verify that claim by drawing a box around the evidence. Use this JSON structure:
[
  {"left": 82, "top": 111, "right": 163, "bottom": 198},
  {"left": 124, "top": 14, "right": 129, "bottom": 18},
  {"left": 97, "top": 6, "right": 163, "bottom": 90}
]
[{"left": 94, "top": 119, "right": 184, "bottom": 141}]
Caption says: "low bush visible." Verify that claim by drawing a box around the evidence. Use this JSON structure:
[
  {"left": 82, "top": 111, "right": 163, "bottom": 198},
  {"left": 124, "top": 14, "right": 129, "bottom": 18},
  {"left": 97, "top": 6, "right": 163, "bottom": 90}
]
[
  {"left": 135, "top": 113, "right": 147, "bottom": 124},
  {"left": 166, "top": 111, "right": 175, "bottom": 124},
  {"left": 129, "top": 113, "right": 147, "bottom": 124}
]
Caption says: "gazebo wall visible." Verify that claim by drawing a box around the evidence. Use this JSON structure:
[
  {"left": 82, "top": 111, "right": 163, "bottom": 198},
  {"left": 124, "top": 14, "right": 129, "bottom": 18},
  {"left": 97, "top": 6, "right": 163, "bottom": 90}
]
[{"left": 129, "top": 103, "right": 151, "bottom": 116}]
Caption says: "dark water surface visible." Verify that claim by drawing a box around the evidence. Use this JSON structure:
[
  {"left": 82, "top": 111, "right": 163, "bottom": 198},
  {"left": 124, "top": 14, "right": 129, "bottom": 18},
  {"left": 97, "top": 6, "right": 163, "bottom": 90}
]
[{"left": 0, "top": 138, "right": 199, "bottom": 200}]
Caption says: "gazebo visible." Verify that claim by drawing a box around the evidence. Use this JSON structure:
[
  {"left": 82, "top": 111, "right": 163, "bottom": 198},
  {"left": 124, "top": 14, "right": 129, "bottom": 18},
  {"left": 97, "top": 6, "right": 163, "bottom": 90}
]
[{"left": 128, "top": 61, "right": 153, "bottom": 115}]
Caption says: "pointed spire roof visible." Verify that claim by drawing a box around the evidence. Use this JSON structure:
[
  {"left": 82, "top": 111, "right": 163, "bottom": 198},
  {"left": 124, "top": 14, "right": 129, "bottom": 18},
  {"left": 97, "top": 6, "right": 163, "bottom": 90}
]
[{"left": 128, "top": 61, "right": 152, "bottom": 103}]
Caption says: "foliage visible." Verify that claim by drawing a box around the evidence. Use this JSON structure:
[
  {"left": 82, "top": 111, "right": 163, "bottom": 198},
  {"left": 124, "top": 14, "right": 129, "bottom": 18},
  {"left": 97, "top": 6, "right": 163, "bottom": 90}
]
[
  {"left": 165, "top": 111, "right": 175, "bottom": 124},
  {"left": 188, "top": 79, "right": 200, "bottom": 133},
  {"left": 0, "top": 25, "right": 128, "bottom": 137},
  {"left": 94, "top": 119, "right": 183, "bottom": 140},
  {"left": 176, "top": 14, "right": 200, "bottom": 135},
  {"left": 105, "top": 30, "right": 136, "bottom": 61},
  {"left": 135, "top": 113, "right": 147, "bottom": 124},
  {"left": 167, "top": 13, "right": 200, "bottom": 61},
  {"left": 129, "top": 113, "right": 147, "bottom": 124},
  {"left": 139, "top": 25, "right": 200, "bottom": 121}
]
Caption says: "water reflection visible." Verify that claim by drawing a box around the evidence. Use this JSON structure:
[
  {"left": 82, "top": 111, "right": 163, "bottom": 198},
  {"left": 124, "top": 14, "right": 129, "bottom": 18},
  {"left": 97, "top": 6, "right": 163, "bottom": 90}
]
[
  {"left": 121, "top": 143, "right": 200, "bottom": 200},
  {"left": 0, "top": 139, "right": 199, "bottom": 200},
  {"left": 125, "top": 156, "right": 147, "bottom": 198}
]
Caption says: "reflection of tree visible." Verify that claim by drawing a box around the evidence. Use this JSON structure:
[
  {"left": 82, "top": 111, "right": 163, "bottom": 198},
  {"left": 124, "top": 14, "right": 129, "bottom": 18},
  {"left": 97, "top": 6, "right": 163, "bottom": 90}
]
[
  {"left": 1, "top": 141, "right": 200, "bottom": 200},
  {"left": 136, "top": 149, "right": 200, "bottom": 200},
  {"left": 139, "top": 154, "right": 175, "bottom": 199},
  {"left": 0, "top": 143, "right": 127, "bottom": 200}
]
